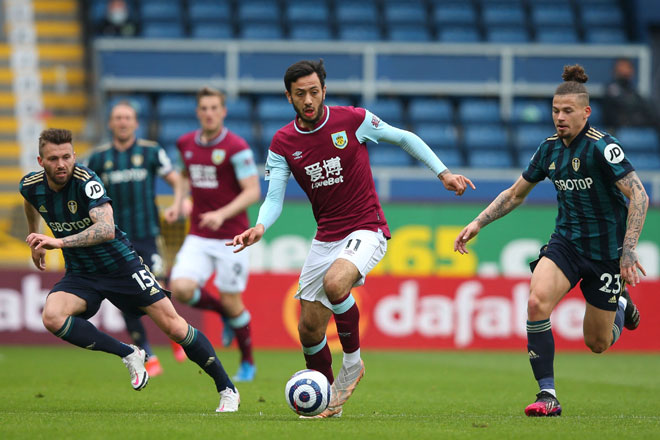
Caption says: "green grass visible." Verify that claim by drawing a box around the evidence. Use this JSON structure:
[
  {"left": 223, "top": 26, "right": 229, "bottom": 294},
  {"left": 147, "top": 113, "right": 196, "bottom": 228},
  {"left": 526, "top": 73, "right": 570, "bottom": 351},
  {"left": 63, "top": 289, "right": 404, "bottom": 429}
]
[{"left": 1, "top": 346, "right": 659, "bottom": 439}]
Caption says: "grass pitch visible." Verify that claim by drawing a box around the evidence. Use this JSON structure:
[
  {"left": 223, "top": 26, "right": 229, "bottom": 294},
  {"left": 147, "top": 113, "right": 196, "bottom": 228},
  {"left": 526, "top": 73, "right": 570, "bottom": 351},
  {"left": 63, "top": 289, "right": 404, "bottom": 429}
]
[{"left": 1, "top": 346, "right": 659, "bottom": 439}]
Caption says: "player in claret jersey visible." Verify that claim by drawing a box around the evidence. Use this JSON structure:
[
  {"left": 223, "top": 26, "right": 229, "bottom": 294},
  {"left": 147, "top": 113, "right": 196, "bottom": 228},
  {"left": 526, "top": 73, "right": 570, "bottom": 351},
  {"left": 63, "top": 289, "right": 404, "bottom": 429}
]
[
  {"left": 21, "top": 128, "right": 240, "bottom": 412},
  {"left": 169, "top": 86, "right": 260, "bottom": 382},
  {"left": 454, "top": 65, "right": 648, "bottom": 417},
  {"left": 228, "top": 59, "right": 474, "bottom": 418}
]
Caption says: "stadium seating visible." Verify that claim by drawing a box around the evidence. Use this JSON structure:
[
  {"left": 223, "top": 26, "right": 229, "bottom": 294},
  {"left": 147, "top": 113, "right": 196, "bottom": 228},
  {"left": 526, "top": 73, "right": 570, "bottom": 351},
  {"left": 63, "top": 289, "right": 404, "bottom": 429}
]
[
  {"left": 368, "top": 144, "right": 413, "bottom": 167},
  {"left": 91, "top": 0, "right": 659, "bottom": 171},
  {"left": 615, "top": 127, "right": 660, "bottom": 152},
  {"left": 624, "top": 152, "right": 660, "bottom": 170}
]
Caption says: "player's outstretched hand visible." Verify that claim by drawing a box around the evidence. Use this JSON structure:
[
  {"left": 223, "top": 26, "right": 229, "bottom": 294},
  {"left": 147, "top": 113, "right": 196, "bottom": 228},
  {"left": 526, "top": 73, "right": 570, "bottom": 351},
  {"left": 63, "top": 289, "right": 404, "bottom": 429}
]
[
  {"left": 26, "top": 233, "right": 62, "bottom": 251},
  {"left": 453, "top": 221, "right": 480, "bottom": 255},
  {"left": 439, "top": 172, "right": 476, "bottom": 196},
  {"left": 226, "top": 224, "right": 265, "bottom": 253},
  {"left": 620, "top": 251, "right": 646, "bottom": 287}
]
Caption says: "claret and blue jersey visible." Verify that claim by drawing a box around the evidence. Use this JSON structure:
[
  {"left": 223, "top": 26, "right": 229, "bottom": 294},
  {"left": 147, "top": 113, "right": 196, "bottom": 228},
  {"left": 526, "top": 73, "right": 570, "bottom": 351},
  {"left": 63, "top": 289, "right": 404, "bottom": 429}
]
[
  {"left": 19, "top": 164, "right": 137, "bottom": 273},
  {"left": 522, "top": 122, "right": 634, "bottom": 260}
]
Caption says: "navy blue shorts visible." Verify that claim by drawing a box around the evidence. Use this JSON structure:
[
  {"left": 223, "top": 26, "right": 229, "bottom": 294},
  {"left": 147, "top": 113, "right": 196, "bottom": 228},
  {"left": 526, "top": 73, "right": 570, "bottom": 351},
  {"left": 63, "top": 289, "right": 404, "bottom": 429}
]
[
  {"left": 131, "top": 236, "right": 165, "bottom": 279},
  {"left": 50, "top": 258, "right": 170, "bottom": 319},
  {"left": 529, "top": 233, "right": 622, "bottom": 311}
]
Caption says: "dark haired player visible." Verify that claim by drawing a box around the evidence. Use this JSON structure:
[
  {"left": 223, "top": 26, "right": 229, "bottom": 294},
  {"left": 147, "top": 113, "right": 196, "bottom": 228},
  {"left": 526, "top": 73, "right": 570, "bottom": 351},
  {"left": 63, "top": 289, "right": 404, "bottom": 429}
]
[
  {"left": 454, "top": 65, "right": 648, "bottom": 416},
  {"left": 229, "top": 59, "right": 474, "bottom": 418},
  {"left": 21, "top": 128, "right": 240, "bottom": 412}
]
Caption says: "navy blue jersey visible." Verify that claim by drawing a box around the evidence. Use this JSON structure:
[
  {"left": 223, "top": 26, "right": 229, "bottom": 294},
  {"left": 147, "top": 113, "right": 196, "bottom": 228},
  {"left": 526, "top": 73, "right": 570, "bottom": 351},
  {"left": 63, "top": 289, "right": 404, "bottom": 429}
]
[
  {"left": 522, "top": 123, "right": 634, "bottom": 260},
  {"left": 20, "top": 164, "right": 138, "bottom": 274},
  {"left": 86, "top": 139, "right": 173, "bottom": 241}
]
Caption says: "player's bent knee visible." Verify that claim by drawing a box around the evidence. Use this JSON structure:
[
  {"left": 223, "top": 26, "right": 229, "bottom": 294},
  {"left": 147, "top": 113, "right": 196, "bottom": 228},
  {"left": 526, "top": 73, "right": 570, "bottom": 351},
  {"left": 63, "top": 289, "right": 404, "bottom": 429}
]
[
  {"left": 585, "top": 336, "right": 610, "bottom": 353},
  {"left": 527, "top": 294, "right": 552, "bottom": 320},
  {"left": 41, "top": 308, "right": 66, "bottom": 333}
]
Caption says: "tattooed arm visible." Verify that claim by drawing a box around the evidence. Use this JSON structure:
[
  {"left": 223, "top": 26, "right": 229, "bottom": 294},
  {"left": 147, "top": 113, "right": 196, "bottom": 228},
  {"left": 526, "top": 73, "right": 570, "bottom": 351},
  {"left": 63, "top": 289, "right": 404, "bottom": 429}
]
[
  {"left": 26, "top": 202, "right": 116, "bottom": 251},
  {"left": 615, "top": 171, "right": 649, "bottom": 286},
  {"left": 454, "top": 176, "right": 537, "bottom": 254}
]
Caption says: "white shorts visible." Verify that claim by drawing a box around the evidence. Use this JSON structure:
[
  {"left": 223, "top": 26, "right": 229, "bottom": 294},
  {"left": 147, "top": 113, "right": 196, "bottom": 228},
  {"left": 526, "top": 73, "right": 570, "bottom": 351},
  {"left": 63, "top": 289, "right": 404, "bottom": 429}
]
[
  {"left": 170, "top": 234, "right": 249, "bottom": 294},
  {"left": 295, "top": 229, "right": 387, "bottom": 310}
]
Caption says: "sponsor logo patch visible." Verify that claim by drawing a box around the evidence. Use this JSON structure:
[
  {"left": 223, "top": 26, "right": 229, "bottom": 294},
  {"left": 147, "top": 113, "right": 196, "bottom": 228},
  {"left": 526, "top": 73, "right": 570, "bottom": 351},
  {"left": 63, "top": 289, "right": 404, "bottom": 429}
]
[{"left": 604, "top": 143, "right": 624, "bottom": 164}]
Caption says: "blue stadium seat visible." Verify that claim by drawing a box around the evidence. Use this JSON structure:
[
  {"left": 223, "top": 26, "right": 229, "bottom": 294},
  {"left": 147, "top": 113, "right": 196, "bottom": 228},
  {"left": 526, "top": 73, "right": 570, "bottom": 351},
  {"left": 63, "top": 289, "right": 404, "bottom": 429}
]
[
  {"left": 225, "top": 97, "right": 253, "bottom": 121},
  {"left": 463, "top": 125, "right": 509, "bottom": 150},
  {"left": 237, "top": 1, "right": 280, "bottom": 24},
  {"left": 433, "top": 3, "right": 477, "bottom": 26},
  {"left": 141, "top": 22, "right": 184, "bottom": 39},
  {"left": 388, "top": 26, "right": 432, "bottom": 42},
  {"left": 439, "top": 27, "right": 481, "bottom": 43},
  {"left": 239, "top": 24, "right": 284, "bottom": 40},
  {"left": 260, "top": 121, "right": 290, "bottom": 149},
  {"left": 325, "top": 97, "right": 354, "bottom": 107},
  {"left": 383, "top": 3, "right": 427, "bottom": 26},
  {"left": 140, "top": 1, "right": 182, "bottom": 22},
  {"left": 517, "top": 149, "right": 538, "bottom": 168},
  {"left": 226, "top": 121, "right": 256, "bottom": 148},
  {"left": 428, "top": 147, "right": 463, "bottom": 168},
  {"left": 335, "top": 3, "right": 378, "bottom": 25},
  {"left": 257, "top": 97, "right": 294, "bottom": 121},
  {"left": 511, "top": 99, "right": 551, "bottom": 124},
  {"left": 581, "top": 5, "right": 624, "bottom": 27},
  {"left": 362, "top": 99, "right": 405, "bottom": 126},
  {"left": 530, "top": 5, "right": 575, "bottom": 26},
  {"left": 536, "top": 28, "right": 579, "bottom": 44},
  {"left": 191, "top": 23, "right": 233, "bottom": 39},
  {"left": 467, "top": 150, "right": 514, "bottom": 168},
  {"left": 409, "top": 98, "right": 453, "bottom": 123},
  {"left": 624, "top": 152, "right": 660, "bottom": 170},
  {"left": 414, "top": 124, "right": 459, "bottom": 148},
  {"left": 156, "top": 94, "right": 197, "bottom": 119},
  {"left": 482, "top": 3, "right": 525, "bottom": 26},
  {"left": 290, "top": 25, "right": 332, "bottom": 41},
  {"left": 158, "top": 118, "right": 199, "bottom": 147},
  {"left": 458, "top": 99, "right": 500, "bottom": 123},
  {"left": 107, "top": 94, "right": 152, "bottom": 118},
  {"left": 585, "top": 28, "right": 627, "bottom": 44},
  {"left": 615, "top": 127, "right": 659, "bottom": 152},
  {"left": 486, "top": 28, "right": 530, "bottom": 43},
  {"left": 368, "top": 144, "right": 413, "bottom": 167},
  {"left": 188, "top": 2, "right": 230, "bottom": 23},
  {"left": 285, "top": 3, "right": 329, "bottom": 24},
  {"left": 338, "top": 26, "right": 381, "bottom": 41},
  {"left": 512, "top": 124, "right": 553, "bottom": 151}
]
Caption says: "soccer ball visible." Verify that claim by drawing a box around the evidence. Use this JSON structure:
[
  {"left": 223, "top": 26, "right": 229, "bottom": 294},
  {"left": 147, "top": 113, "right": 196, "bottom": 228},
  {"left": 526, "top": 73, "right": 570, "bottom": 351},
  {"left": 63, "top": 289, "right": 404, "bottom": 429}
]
[{"left": 284, "top": 369, "right": 331, "bottom": 416}]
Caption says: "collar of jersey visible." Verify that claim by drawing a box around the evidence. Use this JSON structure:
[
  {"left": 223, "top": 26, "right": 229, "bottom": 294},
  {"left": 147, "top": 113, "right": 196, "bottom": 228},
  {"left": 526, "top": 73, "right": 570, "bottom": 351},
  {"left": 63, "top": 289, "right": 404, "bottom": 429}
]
[
  {"left": 563, "top": 121, "right": 590, "bottom": 149},
  {"left": 195, "top": 127, "right": 228, "bottom": 146},
  {"left": 293, "top": 106, "right": 330, "bottom": 134}
]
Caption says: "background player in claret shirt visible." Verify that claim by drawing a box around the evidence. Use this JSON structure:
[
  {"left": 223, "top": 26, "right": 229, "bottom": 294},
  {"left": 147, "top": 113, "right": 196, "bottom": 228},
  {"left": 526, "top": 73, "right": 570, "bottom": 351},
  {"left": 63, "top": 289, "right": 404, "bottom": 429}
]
[
  {"left": 169, "top": 86, "right": 260, "bottom": 382},
  {"left": 454, "top": 65, "right": 648, "bottom": 417},
  {"left": 86, "top": 101, "right": 185, "bottom": 377},
  {"left": 229, "top": 59, "right": 474, "bottom": 418},
  {"left": 20, "top": 128, "right": 240, "bottom": 412}
]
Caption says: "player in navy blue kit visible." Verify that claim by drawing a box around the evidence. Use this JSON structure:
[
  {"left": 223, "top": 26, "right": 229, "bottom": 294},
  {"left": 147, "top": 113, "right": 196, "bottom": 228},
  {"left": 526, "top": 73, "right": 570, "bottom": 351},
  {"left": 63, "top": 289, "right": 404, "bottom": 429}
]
[
  {"left": 454, "top": 65, "right": 648, "bottom": 416},
  {"left": 21, "top": 128, "right": 240, "bottom": 412},
  {"left": 86, "top": 101, "right": 185, "bottom": 376}
]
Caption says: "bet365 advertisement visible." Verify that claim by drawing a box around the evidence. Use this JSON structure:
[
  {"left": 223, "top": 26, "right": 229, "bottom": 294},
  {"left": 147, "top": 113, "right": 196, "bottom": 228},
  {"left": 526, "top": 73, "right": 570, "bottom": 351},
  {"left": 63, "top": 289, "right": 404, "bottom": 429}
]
[{"left": 1, "top": 203, "right": 658, "bottom": 351}]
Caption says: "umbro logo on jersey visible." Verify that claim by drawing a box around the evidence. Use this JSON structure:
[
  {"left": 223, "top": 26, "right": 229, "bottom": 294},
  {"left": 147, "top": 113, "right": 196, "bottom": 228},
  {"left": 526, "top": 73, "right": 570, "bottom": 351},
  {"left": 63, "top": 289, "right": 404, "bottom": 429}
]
[
  {"left": 549, "top": 162, "right": 555, "bottom": 170},
  {"left": 292, "top": 151, "right": 303, "bottom": 160},
  {"left": 150, "top": 287, "right": 159, "bottom": 295},
  {"left": 39, "top": 205, "right": 47, "bottom": 213}
]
